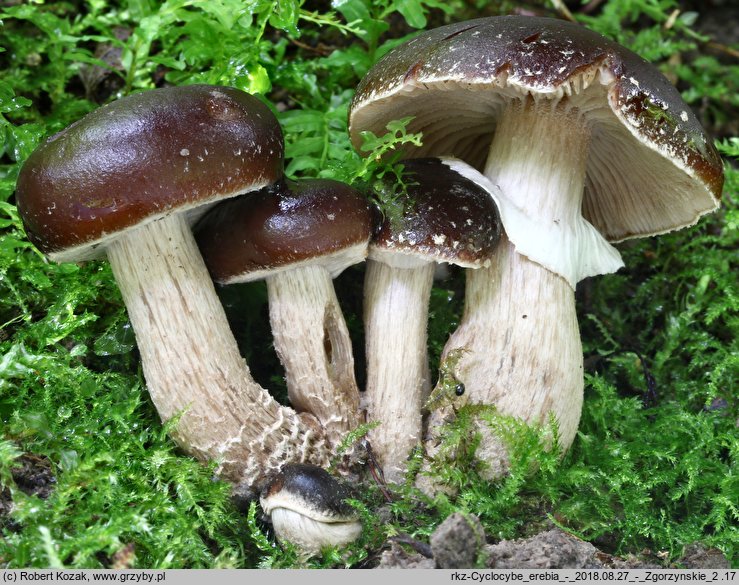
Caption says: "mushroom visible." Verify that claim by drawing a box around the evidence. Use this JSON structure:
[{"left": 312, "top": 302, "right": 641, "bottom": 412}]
[
  {"left": 195, "top": 178, "right": 373, "bottom": 446},
  {"left": 260, "top": 463, "right": 363, "bottom": 556},
  {"left": 364, "top": 158, "right": 501, "bottom": 483},
  {"left": 15, "top": 85, "right": 330, "bottom": 487},
  {"left": 348, "top": 16, "right": 723, "bottom": 475}
]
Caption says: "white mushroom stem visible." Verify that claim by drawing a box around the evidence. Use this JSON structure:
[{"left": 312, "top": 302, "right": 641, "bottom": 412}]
[
  {"left": 435, "top": 237, "right": 583, "bottom": 473},
  {"left": 436, "top": 99, "right": 615, "bottom": 470},
  {"left": 364, "top": 252, "right": 435, "bottom": 483},
  {"left": 266, "top": 264, "right": 362, "bottom": 445},
  {"left": 106, "top": 213, "right": 329, "bottom": 486}
]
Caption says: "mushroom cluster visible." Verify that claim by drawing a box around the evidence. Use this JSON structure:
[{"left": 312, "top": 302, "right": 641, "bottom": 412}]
[
  {"left": 195, "top": 177, "right": 373, "bottom": 447},
  {"left": 349, "top": 15, "right": 723, "bottom": 480},
  {"left": 15, "top": 85, "right": 330, "bottom": 490},
  {"left": 14, "top": 14, "right": 723, "bottom": 558}
]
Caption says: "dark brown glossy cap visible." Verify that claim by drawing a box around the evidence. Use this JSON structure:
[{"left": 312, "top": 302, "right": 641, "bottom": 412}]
[
  {"left": 373, "top": 158, "right": 501, "bottom": 268},
  {"left": 259, "top": 463, "right": 358, "bottom": 523},
  {"left": 195, "top": 178, "right": 373, "bottom": 283},
  {"left": 349, "top": 16, "right": 723, "bottom": 242},
  {"left": 16, "top": 85, "right": 284, "bottom": 261}
]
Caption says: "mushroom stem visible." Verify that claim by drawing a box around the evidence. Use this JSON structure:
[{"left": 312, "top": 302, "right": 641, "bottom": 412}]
[
  {"left": 436, "top": 236, "right": 583, "bottom": 474},
  {"left": 266, "top": 264, "right": 362, "bottom": 445},
  {"left": 435, "top": 99, "right": 597, "bottom": 471},
  {"left": 364, "top": 256, "right": 435, "bottom": 483},
  {"left": 481, "top": 97, "right": 622, "bottom": 285},
  {"left": 106, "top": 213, "right": 329, "bottom": 486},
  {"left": 486, "top": 100, "right": 589, "bottom": 228}
]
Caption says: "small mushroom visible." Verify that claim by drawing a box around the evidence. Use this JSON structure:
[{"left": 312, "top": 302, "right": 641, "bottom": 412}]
[
  {"left": 15, "top": 85, "right": 329, "bottom": 487},
  {"left": 260, "top": 463, "right": 363, "bottom": 556},
  {"left": 195, "top": 178, "right": 373, "bottom": 445},
  {"left": 349, "top": 16, "right": 723, "bottom": 477},
  {"left": 364, "top": 158, "right": 501, "bottom": 482}
]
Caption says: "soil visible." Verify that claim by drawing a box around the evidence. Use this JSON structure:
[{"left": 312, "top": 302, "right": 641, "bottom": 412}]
[
  {"left": 376, "top": 513, "right": 731, "bottom": 570},
  {"left": 0, "top": 452, "right": 55, "bottom": 533}
]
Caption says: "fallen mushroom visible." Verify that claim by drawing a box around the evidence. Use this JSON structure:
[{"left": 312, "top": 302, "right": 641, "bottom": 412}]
[
  {"left": 195, "top": 178, "right": 373, "bottom": 446},
  {"left": 260, "top": 463, "right": 363, "bottom": 556},
  {"left": 15, "top": 85, "right": 330, "bottom": 487},
  {"left": 348, "top": 16, "right": 723, "bottom": 476},
  {"left": 364, "top": 158, "right": 501, "bottom": 483}
]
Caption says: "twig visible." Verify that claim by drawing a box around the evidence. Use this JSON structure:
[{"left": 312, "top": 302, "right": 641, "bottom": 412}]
[
  {"left": 664, "top": 9, "right": 680, "bottom": 30},
  {"left": 390, "top": 533, "right": 434, "bottom": 558},
  {"left": 550, "top": 0, "right": 576, "bottom": 23},
  {"left": 582, "top": 0, "right": 606, "bottom": 15},
  {"left": 363, "top": 439, "right": 394, "bottom": 502},
  {"left": 704, "top": 41, "right": 739, "bottom": 60},
  {"left": 288, "top": 36, "right": 333, "bottom": 57}
]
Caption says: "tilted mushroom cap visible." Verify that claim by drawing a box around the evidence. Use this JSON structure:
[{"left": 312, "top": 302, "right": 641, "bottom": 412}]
[
  {"left": 372, "top": 157, "right": 502, "bottom": 269},
  {"left": 16, "top": 84, "right": 284, "bottom": 262},
  {"left": 260, "top": 463, "right": 362, "bottom": 554},
  {"left": 349, "top": 15, "right": 723, "bottom": 243},
  {"left": 196, "top": 178, "right": 374, "bottom": 283}
]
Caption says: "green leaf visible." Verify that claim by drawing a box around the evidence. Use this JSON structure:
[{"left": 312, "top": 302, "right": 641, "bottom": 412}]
[
  {"left": 331, "top": 0, "right": 388, "bottom": 46},
  {"left": 7, "top": 123, "right": 45, "bottom": 162},
  {"left": 243, "top": 64, "right": 272, "bottom": 94},
  {"left": 269, "top": 0, "right": 300, "bottom": 36},
  {"left": 0, "top": 83, "right": 32, "bottom": 114},
  {"left": 394, "top": 0, "right": 429, "bottom": 28}
]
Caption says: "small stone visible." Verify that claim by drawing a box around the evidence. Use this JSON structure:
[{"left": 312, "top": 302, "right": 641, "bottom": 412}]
[
  {"left": 377, "top": 542, "right": 436, "bottom": 569},
  {"left": 678, "top": 543, "right": 730, "bottom": 569},
  {"left": 431, "top": 512, "right": 486, "bottom": 568},
  {"left": 485, "top": 529, "right": 603, "bottom": 569}
]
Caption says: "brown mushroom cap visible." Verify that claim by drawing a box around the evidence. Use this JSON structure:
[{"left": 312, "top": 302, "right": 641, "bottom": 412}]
[
  {"left": 260, "top": 463, "right": 359, "bottom": 524},
  {"left": 16, "top": 85, "right": 284, "bottom": 261},
  {"left": 349, "top": 15, "right": 723, "bottom": 242},
  {"left": 259, "top": 463, "right": 363, "bottom": 555},
  {"left": 373, "top": 158, "right": 502, "bottom": 268},
  {"left": 195, "top": 178, "right": 374, "bottom": 283}
]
